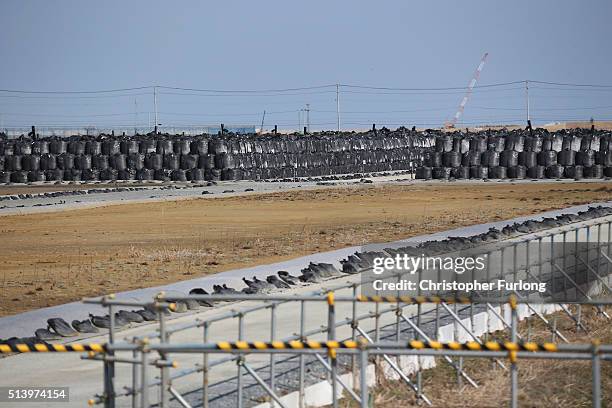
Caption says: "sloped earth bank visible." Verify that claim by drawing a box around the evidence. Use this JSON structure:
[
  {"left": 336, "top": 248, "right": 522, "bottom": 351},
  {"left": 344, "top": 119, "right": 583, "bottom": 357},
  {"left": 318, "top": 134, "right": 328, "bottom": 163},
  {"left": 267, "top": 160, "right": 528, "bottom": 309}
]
[
  {"left": 0, "top": 181, "right": 611, "bottom": 317},
  {"left": 333, "top": 305, "right": 612, "bottom": 408}
]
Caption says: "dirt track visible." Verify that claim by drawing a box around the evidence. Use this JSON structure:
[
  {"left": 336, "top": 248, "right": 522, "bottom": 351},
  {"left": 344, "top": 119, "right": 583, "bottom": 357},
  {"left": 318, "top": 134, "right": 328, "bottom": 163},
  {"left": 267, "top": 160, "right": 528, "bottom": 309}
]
[{"left": 1, "top": 181, "right": 611, "bottom": 317}]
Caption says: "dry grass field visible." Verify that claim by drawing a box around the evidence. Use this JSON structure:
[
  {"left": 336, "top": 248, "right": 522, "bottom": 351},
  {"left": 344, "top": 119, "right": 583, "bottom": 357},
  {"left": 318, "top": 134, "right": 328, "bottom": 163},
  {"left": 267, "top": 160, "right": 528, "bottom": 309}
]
[{"left": 0, "top": 181, "right": 611, "bottom": 316}]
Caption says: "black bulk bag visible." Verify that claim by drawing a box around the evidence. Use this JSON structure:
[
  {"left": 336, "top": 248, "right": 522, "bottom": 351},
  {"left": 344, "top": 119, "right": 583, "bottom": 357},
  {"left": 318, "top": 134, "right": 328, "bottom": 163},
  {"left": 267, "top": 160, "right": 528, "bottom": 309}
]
[
  {"left": 85, "top": 141, "right": 102, "bottom": 156},
  {"left": 92, "top": 155, "right": 110, "bottom": 170},
  {"left": 63, "top": 169, "right": 82, "bottom": 181},
  {"left": 144, "top": 153, "right": 163, "bottom": 170},
  {"left": 209, "top": 139, "right": 228, "bottom": 155},
  {"left": 527, "top": 166, "right": 545, "bottom": 179},
  {"left": 425, "top": 152, "right": 442, "bottom": 167},
  {"left": 68, "top": 141, "right": 85, "bottom": 155},
  {"left": 81, "top": 169, "right": 100, "bottom": 181},
  {"left": 488, "top": 166, "right": 507, "bottom": 179},
  {"left": 500, "top": 150, "right": 519, "bottom": 167},
  {"left": 163, "top": 153, "right": 179, "bottom": 170},
  {"left": 11, "top": 171, "right": 28, "bottom": 183},
  {"left": 507, "top": 135, "right": 525, "bottom": 152},
  {"left": 518, "top": 151, "right": 537, "bottom": 168},
  {"left": 45, "top": 169, "right": 64, "bottom": 181},
  {"left": 191, "top": 139, "right": 209, "bottom": 155},
  {"left": 584, "top": 165, "right": 603, "bottom": 179},
  {"left": 99, "top": 169, "right": 118, "bottom": 181},
  {"left": 507, "top": 165, "right": 527, "bottom": 179},
  {"left": 21, "top": 155, "right": 40, "bottom": 171},
  {"left": 442, "top": 151, "right": 461, "bottom": 167},
  {"left": 180, "top": 154, "right": 198, "bottom": 170},
  {"left": 576, "top": 150, "right": 595, "bottom": 167},
  {"left": 470, "top": 166, "right": 488, "bottom": 179},
  {"left": 5, "top": 155, "right": 22, "bottom": 171},
  {"left": 557, "top": 149, "right": 575, "bottom": 166},
  {"left": 32, "top": 141, "right": 49, "bottom": 155},
  {"left": 545, "top": 165, "right": 564, "bottom": 179},
  {"left": 74, "top": 155, "right": 92, "bottom": 170},
  {"left": 101, "top": 140, "right": 120, "bottom": 155},
  {"left": 198, "top": 154, "right": 215, "bottom": 169},
  {"left": 154, "top": 169, "right": 172, "bottom": 181},
  {"left": 187, "top": 168, "right": 205, "bottom": 181},
  {"left": 481, "top": 150, "right": 500, "bottom": 167},
  {"left": 156, "top": 140, "right": 174, "bottom": 155},
  {"left": 127, "top": 153, "right": 145, "bottom": 170},
  {"left": 118, "top": 169, "right": 136, "bottom": 180},
  {"left": 109, "top": 154, "right": 127, "bottom": 171},
  {"left": 595, "top": 151, "right": 612, "bottom": 167},
  {"left": 175, "top": 139, "right": 192, "bottom": 155},
  {"left": 120, "top": 140, "right": 139, "bottom": 155},
  {"left": 462, "top": 151, "right": 481, "bottom": 166},
  {"left": 136, "top": 168, "right": 154, "bottom": 181},
  {"left": 27, "top": 170, "right": 46, "bottom": 182},
  {"left": 14, "top": 141, "right": 32, "bottom": 155},
  {"left": 57, "top": 153, "right": 75, "bottom": 170},
  {"left": 432, "top": 167, "right": 451, "bottom": 179},
  {"left": 139, "top": 140, "right": 157, "bottom": 154},
  {"left": 171, "top": 169, "right": 187, "bottom": 181},
  {"left": 524, "top": 136, "right": 542, "bottom": 152},
  {"left": 564, "top": 166, "right": 583, "bottom": 180},
  {"left": 451, "top": 166, "right": 469, "bottom": 179},
  {"left": 49, "top": 140, "right": 67, "bottom": 154},
  {"left": 537, "top": 151, "right": 557, "bottom": 167},
  {"left": 415, "top": 167, "right": 432, "bottom": 179},
  {"left": 487, "top": 136, "right": 506, "bottom": 152},
  {"left": 469, "top": 136, "right": 487, "bottom": 152},
  {"left": 435, "top": 135, "right": 453, "bottom": 153}
]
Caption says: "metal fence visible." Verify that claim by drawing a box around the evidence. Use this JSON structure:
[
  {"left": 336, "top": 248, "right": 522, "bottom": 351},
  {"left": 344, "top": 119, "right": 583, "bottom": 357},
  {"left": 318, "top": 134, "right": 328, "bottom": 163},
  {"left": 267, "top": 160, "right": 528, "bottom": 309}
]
[
  {"left": 1, "top": 125, "right": 258, "bottom": 138},
  {"left": 71, "top": 214, "right": 612, "bottom": 408}
]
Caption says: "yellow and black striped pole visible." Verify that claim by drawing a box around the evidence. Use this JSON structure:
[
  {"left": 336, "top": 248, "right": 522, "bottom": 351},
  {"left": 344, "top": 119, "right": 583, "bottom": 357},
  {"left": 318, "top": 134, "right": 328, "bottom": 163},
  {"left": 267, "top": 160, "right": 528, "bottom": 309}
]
[
  {"left": 210, "top": 339, "right": 559, "bottom": 353},
  {"left": 0, "top": 343, "right": 107, "bottom": 354},
  {"left": 355, "top": 295, "right": 472, "bottom": 304}
]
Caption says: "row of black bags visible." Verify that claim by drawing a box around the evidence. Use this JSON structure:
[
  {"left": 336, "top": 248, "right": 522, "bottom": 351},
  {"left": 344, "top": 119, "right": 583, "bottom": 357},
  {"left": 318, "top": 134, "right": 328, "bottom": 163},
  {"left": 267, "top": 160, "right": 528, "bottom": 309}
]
[
  {"left": 0, "top": 161, "right": 411, "bottom": 183},
  {"left": 434, "top": 130, "right": 611, "bottom": 153},
  {"left": 1, "top": 149, "right": 425, "bottom": 173},
  {"left": 417, "top": 165, "right": 612, "bottom": 180},
  {"left": 425, "top": 149, "right": 612, "bottom": 168},
  {"left": 0, "top": 131, "right": 432, "bottom": 156}
]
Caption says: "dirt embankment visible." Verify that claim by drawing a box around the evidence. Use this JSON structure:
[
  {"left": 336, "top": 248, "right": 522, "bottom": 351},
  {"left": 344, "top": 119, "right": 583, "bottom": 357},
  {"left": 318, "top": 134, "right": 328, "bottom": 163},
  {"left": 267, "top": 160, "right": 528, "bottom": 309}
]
[{"left": 0, "top": 182, "right": 611, "bottom": 316}]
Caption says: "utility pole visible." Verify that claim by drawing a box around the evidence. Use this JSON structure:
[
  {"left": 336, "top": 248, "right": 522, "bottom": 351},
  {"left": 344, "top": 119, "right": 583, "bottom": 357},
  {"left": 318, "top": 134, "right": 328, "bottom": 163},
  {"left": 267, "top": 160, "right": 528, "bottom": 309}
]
[
  {"left": 260, "top": 110, "right": 266, "bottom": 134},
  {"left": 153, "top": 86, "right": 159, "bottom": 134},
  {"left": 305, "top": 104, "right": 310, "bottom": 133},
  {"left": 134, "top": 99, "right": 138, "bottom": 135},
  {"left": 525, "top": 80, "right": 530, "bottom": 124},
  {"left": 336, "top": 84, "right": 340, "bottom": 132}
]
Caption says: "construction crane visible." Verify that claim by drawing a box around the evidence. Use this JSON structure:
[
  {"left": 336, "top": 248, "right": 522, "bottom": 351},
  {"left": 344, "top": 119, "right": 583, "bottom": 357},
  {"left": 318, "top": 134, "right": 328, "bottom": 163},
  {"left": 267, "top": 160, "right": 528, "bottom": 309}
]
[{"left": 445, "top": 52, "right": 488, "bottom": 129}]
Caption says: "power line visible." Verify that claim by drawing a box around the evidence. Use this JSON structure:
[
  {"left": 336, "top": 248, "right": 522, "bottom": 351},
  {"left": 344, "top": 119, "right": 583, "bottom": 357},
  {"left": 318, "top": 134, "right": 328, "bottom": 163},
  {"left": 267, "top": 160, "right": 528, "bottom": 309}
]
[
  {"left": 529, "top": 80, "right": 612, "bottom": 88},
  {"left": 157, "top": 84, "right": 336, "bottom": 93},
  {"left": 0, "top": 86, "right": 152, "bottom": 94},
  {"left": 339, "top": 80, "right": 524, "bottom": 91},
  {"left": 2, "top": 79, "right": 612, "bottom": 96}
]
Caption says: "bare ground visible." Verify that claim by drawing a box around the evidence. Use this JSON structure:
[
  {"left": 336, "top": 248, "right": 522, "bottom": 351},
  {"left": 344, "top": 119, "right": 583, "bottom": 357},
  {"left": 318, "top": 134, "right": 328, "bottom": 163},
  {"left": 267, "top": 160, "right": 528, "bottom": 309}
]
[{"left": 0, "top": 181, "right": 611, "bottom": 316}]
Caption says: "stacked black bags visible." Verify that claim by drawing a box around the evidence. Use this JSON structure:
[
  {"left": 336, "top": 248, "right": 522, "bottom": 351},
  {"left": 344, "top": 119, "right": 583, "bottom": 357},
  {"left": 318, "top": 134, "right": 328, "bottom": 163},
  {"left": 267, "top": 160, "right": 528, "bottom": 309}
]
[
  {"left": 416, "top": 128, "right": 611, "bottom": 180},
  {"left": 0, "top": 128, "right": 432, "bottom": 183}
]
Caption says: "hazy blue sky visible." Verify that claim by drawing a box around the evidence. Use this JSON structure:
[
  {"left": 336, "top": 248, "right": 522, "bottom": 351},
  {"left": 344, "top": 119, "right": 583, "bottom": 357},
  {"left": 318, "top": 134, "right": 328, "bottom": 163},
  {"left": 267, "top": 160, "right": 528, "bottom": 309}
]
[{"left": 1, "top": 1, "right": 611, "bottom": 130}]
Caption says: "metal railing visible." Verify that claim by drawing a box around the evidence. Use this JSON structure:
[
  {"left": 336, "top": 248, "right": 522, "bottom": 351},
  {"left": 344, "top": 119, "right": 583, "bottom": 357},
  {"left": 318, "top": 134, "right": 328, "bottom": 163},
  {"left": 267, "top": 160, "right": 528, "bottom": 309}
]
[{"left": 76, "top": 215, "right": 612, "bottom": 408}]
